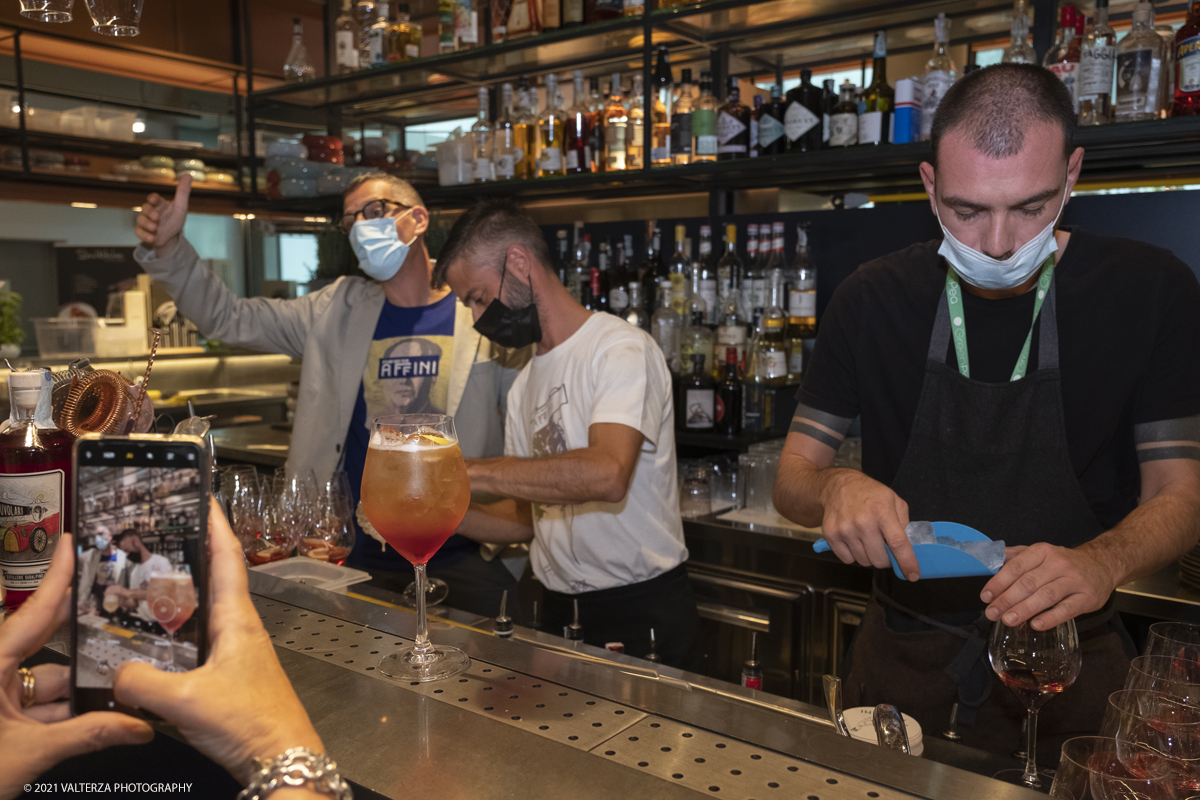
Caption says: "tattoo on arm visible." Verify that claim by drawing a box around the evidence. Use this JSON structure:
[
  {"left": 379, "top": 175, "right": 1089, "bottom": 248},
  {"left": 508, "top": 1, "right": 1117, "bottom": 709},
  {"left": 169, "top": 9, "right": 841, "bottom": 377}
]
[
  {"left": 788, "top": 405, "right": 853, "bottom": 451},
  {"left": 1135, "top": 415, "right": 1200, "bottom": 463}
]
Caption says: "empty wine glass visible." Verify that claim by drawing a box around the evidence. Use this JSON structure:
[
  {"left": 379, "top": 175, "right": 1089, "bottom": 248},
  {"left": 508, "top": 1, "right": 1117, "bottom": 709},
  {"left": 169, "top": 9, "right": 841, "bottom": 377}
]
[
  {"left": 1051, "top": 735, "right": 1179, "bottom": 800},
  {"left": 1146, "top": 622, "right": 1200, "bottom": 662},
  {"left": 1127, "top": 655, "right": 1200, "bottom": 706},
  {"left": 224, "top": 467, "right": 263, "bottom": 559},
  {"left": 276, "top": 472, "right": 317, "bottom": 551},
  {"left": 1102, "top": 689, "right": 1200, "bottom": 795},
  {"left": 302, "top": 472, "right": 355, "bottom": 564},
  {"left": 988, "top": 618, "right": 1082, "bottom": 788}
]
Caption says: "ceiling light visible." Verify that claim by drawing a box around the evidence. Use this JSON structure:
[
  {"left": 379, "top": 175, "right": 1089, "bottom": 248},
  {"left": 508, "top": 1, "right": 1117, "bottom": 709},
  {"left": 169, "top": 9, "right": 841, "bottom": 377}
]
[
  {"left": 71, "top": 202, "right": 98, "bottom": 209},
  {"left": 132, "top": 118, "right": 146, "bottom": 133},
  {"left": 10, "top": 104, "right": 18, "bottom": 114}
]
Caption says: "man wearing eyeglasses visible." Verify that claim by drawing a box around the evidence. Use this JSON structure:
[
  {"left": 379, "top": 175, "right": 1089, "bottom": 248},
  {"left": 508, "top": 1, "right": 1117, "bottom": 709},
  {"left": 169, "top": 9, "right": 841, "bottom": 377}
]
[{"left": 133, "top": 173, "right": 531, "bottom": 620}]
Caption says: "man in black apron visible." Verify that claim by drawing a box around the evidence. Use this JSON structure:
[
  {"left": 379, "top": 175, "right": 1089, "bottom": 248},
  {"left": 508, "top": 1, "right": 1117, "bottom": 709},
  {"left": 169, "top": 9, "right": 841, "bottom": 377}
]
[{"left": 774, "top": 63, "right": 1200, "bottom": 762}]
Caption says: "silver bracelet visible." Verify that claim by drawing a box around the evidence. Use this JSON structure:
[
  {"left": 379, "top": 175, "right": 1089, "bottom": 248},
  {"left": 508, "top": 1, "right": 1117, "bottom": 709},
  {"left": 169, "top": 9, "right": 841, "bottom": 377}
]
[{"left": 237, "top": 747, "right": 353, "bottom": 800}]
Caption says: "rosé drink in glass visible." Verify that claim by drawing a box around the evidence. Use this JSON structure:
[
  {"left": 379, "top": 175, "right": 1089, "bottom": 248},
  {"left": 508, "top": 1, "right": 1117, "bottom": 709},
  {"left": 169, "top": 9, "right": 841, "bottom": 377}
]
[
  {"left": 360, "top": 414, "right": 471, "bottom": 681},
  {"left": 146, "top": 572, "right": 197, "bottom": 671}
]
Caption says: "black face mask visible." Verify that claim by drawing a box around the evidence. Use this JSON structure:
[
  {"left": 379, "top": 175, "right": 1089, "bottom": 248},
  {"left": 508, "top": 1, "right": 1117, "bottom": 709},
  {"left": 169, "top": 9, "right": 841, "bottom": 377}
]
[
  {"left": 472, "top": 261, "right": 542, "bottom": 349},
  {"left": 126, "top": 550, "right": 143, "bottom": 564}
]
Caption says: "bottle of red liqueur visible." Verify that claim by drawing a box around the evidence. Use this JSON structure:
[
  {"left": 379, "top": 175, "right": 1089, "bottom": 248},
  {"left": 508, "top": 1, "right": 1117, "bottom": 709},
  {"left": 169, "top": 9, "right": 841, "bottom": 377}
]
[{"left": 0, "top": 370, "right": 73, "bottom": 613}]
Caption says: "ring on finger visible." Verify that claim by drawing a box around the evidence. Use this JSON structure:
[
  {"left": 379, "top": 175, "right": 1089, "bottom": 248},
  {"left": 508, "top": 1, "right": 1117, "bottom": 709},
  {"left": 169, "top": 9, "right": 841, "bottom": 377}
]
[{"left": 17, "top": 667, "right": 35, "bottom": 708}]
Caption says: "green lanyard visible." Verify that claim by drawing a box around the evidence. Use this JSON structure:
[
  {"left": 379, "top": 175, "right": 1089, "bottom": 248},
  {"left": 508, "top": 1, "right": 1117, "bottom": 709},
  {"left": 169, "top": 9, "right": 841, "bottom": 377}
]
[{"left": 944, "top": 256, "right": 1056, "bottom": 382}]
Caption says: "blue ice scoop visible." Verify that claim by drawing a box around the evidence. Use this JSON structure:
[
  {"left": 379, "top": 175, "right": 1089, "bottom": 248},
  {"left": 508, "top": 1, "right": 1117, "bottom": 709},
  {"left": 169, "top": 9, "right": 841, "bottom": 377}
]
[{"left": 812, "top": 521, "right": 1003, "bottom": 581}]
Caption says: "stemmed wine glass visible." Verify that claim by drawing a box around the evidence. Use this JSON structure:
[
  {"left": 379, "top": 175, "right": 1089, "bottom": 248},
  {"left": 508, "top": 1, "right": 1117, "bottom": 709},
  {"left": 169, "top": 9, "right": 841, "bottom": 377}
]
[
  {"left": 302, "top": 472, "right": 356, "bottom": 563},
  {"left": 988, "top": 618, "right": 1082, "bottom": 788},
  {"left": 360, "top": 414, "right": 471, "bottom": 682},
  {"left": 146, "top": 572, "right": 197, "bottom": 672},
  {"left": 1050, "top": 735, "right": 1179, "bottom": 800},
  {"left": 1102, "top": 689, "right": 1200, "bottom": 795},
  {"left": 1146, "top": 622, "right": 1200, "bottom": 662}
]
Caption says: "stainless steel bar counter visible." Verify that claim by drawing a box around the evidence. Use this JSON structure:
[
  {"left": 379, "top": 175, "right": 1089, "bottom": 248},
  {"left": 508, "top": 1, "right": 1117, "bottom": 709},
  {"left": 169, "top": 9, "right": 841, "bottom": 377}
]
[{"left": 247, "top": 571, "right": 1041, "bottom": 800}]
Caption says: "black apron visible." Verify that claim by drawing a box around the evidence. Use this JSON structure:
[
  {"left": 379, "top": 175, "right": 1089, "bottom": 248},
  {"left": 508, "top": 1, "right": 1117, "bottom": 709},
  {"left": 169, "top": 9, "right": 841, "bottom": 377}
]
[{"left": 843, "top": 272, "right": 1132, "bottom": 762}]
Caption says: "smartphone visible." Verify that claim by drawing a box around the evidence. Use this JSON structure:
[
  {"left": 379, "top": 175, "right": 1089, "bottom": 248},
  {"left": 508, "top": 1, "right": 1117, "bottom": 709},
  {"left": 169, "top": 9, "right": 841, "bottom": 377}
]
[{"left": 70, "top": 434, "right": 210, "bottom": 716}]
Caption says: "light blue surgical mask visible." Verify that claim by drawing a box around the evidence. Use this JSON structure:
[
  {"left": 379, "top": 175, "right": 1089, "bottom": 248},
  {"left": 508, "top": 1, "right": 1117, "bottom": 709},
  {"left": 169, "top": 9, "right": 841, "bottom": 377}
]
[
  {"left": 934, "top": 177, "right": 1069, "bottom": 291},
  {"left": 95, "top": 534, "right": 109, "bottom": 550},
  {"left": 349, "top": 209, "right": 416, "bottom": 282}
]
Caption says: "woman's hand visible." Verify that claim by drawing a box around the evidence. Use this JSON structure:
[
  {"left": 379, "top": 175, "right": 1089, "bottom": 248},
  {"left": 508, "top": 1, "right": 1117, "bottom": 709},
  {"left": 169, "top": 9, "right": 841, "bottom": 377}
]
[{"left": 0, "top": 537, "right": 154, "bottom": 800}]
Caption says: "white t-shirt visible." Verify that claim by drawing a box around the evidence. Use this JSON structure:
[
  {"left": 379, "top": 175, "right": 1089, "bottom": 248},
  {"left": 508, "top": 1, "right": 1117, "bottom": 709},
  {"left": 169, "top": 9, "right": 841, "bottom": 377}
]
[
  {"left": 127, "top": 553, "right": 174, "bottom": 622},
  {"left": 506, "top": 312, "right": 686, "bottom": 594}
]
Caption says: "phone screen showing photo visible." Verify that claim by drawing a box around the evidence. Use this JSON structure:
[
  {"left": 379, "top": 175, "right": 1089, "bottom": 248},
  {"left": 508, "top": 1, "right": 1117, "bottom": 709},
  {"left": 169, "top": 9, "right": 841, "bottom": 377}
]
[{"left": 72, "top": 440, "right": 207, "bottom": 703}]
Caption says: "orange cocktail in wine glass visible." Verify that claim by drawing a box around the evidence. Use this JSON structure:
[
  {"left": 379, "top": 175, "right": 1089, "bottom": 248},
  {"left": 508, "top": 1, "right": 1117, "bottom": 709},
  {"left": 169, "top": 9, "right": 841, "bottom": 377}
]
[
  {"left": 146, "top": 572, "right": 197, "bottom": 672},
  {"left": 360, "top": 414, "right": 471, "bottom": 681}
]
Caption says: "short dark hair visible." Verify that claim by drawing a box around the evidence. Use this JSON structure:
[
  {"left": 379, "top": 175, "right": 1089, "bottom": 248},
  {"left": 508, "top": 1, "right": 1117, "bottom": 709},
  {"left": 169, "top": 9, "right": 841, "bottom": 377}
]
[
  {"left": 431, "top": 198, "right": 552, "bottom": 289},
  {"left": 113, "top": 528, "right": 139, "bottom": 546},
  {"left": 342, "top": 172, "right": 425, "bottom": 208},
  {"left": 931, "top": 63, "right": 1075, "bottom": 166}
]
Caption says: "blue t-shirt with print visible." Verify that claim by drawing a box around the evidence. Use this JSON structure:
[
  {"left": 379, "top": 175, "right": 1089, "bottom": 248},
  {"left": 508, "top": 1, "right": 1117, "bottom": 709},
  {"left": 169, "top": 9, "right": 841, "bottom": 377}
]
[{"left": 344, "top": 292, "right": 474, "bottom": 571}]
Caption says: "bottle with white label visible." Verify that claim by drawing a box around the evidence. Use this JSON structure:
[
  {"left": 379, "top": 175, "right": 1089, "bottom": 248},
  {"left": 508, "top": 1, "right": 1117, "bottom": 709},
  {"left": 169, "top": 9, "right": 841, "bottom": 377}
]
[
  {"left": 367, "top": 6, "right": 390, "bottom": 67},
  {"left": 756, "top": 82, "right": 786, "bottom": 156},
  {"left": 493, "top": 83, "right": 522, "bottom": 179},
  {"left": 693, "top": 71, "right": 719, "bottom": 162},
  {"left": 1115, "top": 2, "right": 1165, "bottom": 122},
  {"left": 921, "top": 13, "right": 957, "bottom": 141},
  {"left": 787, "top": 222, "right": 817, "bottom": 337},
  {"left": 697, "top": 225, "right": 719, "bottom": 325},
  {"left": 717, "top": 76, "right": 750, "bottom": 160},
  {"left": 751, "top": 272, "right": 789, "bottom": 386},
  {"left": 680, "top": 270, "right": 714, "bottom": 384},
  {"left": 538, "top": 74, "right": 566, "bottom": 177},
  {"left": 471, "top": 87, "right": 494, "bottom": 182},
  {"left": 859, "top": 31, "right": 894, "bottom": 145},
  {"left": 1044, "top": 5, "right": 1082, "bottom": 113},
  {"left": 677, "top": 354, "right": 715, "bottom": 432},
  {"left": 0, "top": 370, "right": 73, "bottom": 613},
  {"left": 829, "top": 81, "right": 859, "bottom": 147},
  {"left": 603, "top": 73, "right": 628, "bottom": 172},
  {"left": 1078, "top": 0, "right": 1116, "bottom": 125},
  {"left": 784, "top": 69, "right": 823, "bottom": 152},
  {"left": 335, "top": 0, "right": 361, "bottom": 74}
]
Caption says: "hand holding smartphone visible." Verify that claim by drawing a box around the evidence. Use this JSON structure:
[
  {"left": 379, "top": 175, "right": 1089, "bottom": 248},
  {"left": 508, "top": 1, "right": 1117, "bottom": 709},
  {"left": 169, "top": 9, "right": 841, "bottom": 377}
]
[{"left": 71, "top": 435, "right": 210, "bottom": 716}]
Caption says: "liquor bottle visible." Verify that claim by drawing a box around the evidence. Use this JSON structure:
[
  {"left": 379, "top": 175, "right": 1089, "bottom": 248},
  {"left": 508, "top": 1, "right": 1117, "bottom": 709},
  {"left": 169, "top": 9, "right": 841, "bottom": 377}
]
[
  {"left": 693, "top": 71, "right": 719, "bottom": 162},
  {"left": 784, "top": 69, "right": 823, "bottom": 152},
  {"left": 0, "top": 370, "right": 73, "bottom": 613},
  {"left": 579, "top": 261, "right": 596, "bottom": 311},
  {"left": 388, "top": 3, "right": 421, "bottom": 61},
  {"left": 541, "top": 0, "right": 560, "bottom": 31},
  {"left": 714, "top": 347, "right": 741, "bottom": 436},
  {"left": 679, "top": 268, "right": 714, "bottom": 372},
  {"left": 748, "top": 96, "right": 762, "bottom": 156},
  {"left": 587, "top": 76, "right": 605, "bottom": 172},
  {"left": 609, "top": 246, "right": 630, "bottom": 316},
  {"left": 455, "top": 0, "right": 479, "bottom": 48},
  {"left": 595, "top": 242, "right": 611, "bottom": 313},
  {"left": 563, "top": 0, "right": 583, "bottom": 27},
  {"left": 921, "top": 13, "right": 956, "bottom": 141},
  {"left": 494, "top": 83, "right": 520, "bottom": 179},
  {"left": 717, "top": 76, "right": 750, "bottom": 160},
  {"left": 335, "top": 0, "right": 361, "bottom": 74},
  {"left": 1173, "top": 1, "right": 1200, "bottom": 116},
  {"left": 629, "top": 73, "right": 647, "bottom": 169},
  {"left": 625, "top": 282, "right": 647, "bottom": 330},
  {"left": 859, "top": 32, "right": 893, "bottom": 145},
  {"left": 755, "top": 82, "right": 786, "bottom": 157},
  {"left": 1078, "top": 0, "right": 1115, "bottom": 125},
  {"left": 639, "top": 226, "right": 666, "bottom": 321},
  {"left": 538, "top": 74, "right": 566, "bottom": 177},
  {"left": 514, "top": 80, "right": 536, "bottom": 179},
  {"left": 740, "top": 356, "right": 770, "bottom": 434},
  {"left": 566, "top": 236, "right": 587, "bottom": 301},
  {"left": 355, "top": 1, "right": 377, "bottom": 69},
  {"left": 716, "top": 223, "right": 740, "bottom": 305},
  {"left": 284, "top": 18, "right": 316, "bottom": 82},
  {"left": 565, "top": 70, "right": 592, "bottom": 174},
  {"left": 829, "top": 81, "right": 858, "bottom": 147},
  {"left": 750, "top": 272, "right": 788, "bottom": 386},
  {"left": 438, "top": 0, "right": 455, "bottom": 53},
  {"left": 668, "top": 225, "right": 690, "bottom": 316},
  {"left": 715, "top": 225, "right": 748, "bottom": 370},
  {"left": 586, "top": 0, "right": 621, "bottom": 23},
  {"left": 554, "top": 228, "right": 570, "bottom": 285},
  {"left": 677, "top": 354, "right": 715, "bottom": 432},
  {"left": 821, "top": 78, "right": 836, "bottom": 146},
  {"left": 786, "top": 313, "right": 806, "bottom": 384},
  {"left": 671, "top": 68, "right": 694, "bottom": 165},
  {"left": 368, "top": 6, "right": 390, "bottom": 66},
  {"left": 764, "top": 221, "right": 785, "bottom": 280},
  {"left": 696, "top": 225, "right": 718, "bottom": 325},
  {"left": 1157, "top": 21, "right": 1177, "bottom": 115},
  {"left": 1116, "top": 2, "right": 1165, "bottom": 122},
  {"left": 787, "top": 222, "right": 816, "bottom": 338},
  {"left": 1002, "top": 0, "right": 1036, "bottom": 65},
  {"left": 603, "top": 73, "right": 628, "bottom": 171},
  {"left": 1045, "top": 6, "right": 1081, "bottom": 113},
  {"left": 492, "top": 0, "right": 511, "bottom": 42},
  {"left": 651, "top": 280, "right": 682, "bottom": 374},
  {"left": 471, "top": 87, "right": 495, "bottom": 183},
  {"left": 651, "top": 46, "right": 672, "bottom": 166}
]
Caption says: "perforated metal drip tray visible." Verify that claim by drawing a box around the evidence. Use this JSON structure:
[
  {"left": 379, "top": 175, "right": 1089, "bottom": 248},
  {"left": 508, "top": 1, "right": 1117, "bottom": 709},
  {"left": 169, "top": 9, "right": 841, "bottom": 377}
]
[{"left": 253, "top": 596, "right": 911, "bottom": 800}]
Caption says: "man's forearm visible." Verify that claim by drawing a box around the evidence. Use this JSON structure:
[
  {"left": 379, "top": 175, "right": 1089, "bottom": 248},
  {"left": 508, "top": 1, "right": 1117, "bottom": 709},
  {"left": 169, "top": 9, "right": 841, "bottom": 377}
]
[
  {"left": 468, "top": 450, "right": 628, "bottom": 506},
  {"left": 773, "top": 451, "right": 848, "bottom": 528},
  {"left": 457, "top": 500, "right": 533, "bottom": 544},
  {"left": 1080, "top": 487, "right": 1200, "bottom": 588}
]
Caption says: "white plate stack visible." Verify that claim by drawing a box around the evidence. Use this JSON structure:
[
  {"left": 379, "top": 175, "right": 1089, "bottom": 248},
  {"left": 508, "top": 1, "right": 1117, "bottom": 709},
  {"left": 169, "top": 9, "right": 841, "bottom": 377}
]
[{"left": 843, "top": 707, "right": 924, "bottom": 757}]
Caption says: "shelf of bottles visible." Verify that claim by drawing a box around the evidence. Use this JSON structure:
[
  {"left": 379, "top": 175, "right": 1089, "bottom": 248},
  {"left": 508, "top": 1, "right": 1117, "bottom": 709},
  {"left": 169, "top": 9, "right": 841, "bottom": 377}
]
[
  {"left": 554, "top": 216, "right": 812, "bottom": 438},
  {"left": 252, "top": 0, "right": 1200, "bottom": 212},
  {"left": 78, "top": 467, "right": 203, "bottom": 556}
]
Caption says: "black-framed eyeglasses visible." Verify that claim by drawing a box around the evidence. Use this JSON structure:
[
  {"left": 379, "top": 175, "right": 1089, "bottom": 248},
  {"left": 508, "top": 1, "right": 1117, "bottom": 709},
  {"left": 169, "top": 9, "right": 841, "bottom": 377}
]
[{"left": 339, "top": 198, "right": 410, "bottom": 235}]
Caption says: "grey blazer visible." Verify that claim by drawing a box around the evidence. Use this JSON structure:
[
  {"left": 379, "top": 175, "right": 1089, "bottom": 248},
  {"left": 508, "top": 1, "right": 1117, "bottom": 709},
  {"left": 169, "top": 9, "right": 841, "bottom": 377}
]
[{"left": 134, "top": 238, "right": 527, "bottom": 482}]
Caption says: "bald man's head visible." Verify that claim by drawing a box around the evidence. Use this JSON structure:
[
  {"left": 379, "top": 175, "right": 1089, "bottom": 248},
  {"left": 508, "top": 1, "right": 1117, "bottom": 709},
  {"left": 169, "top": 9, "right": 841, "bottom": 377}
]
[{"left": 930, "top": 63, "right": 1076, "bottom": 168}]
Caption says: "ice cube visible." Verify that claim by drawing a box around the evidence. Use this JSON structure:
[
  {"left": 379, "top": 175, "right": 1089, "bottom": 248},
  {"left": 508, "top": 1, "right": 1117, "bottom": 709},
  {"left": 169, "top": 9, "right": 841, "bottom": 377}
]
[
  {"left": 905, "top": 521, "right": 936, "bottom": 546},
  {"left": 960, "top": 540, "right": 1006, "bottom": 573}
]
